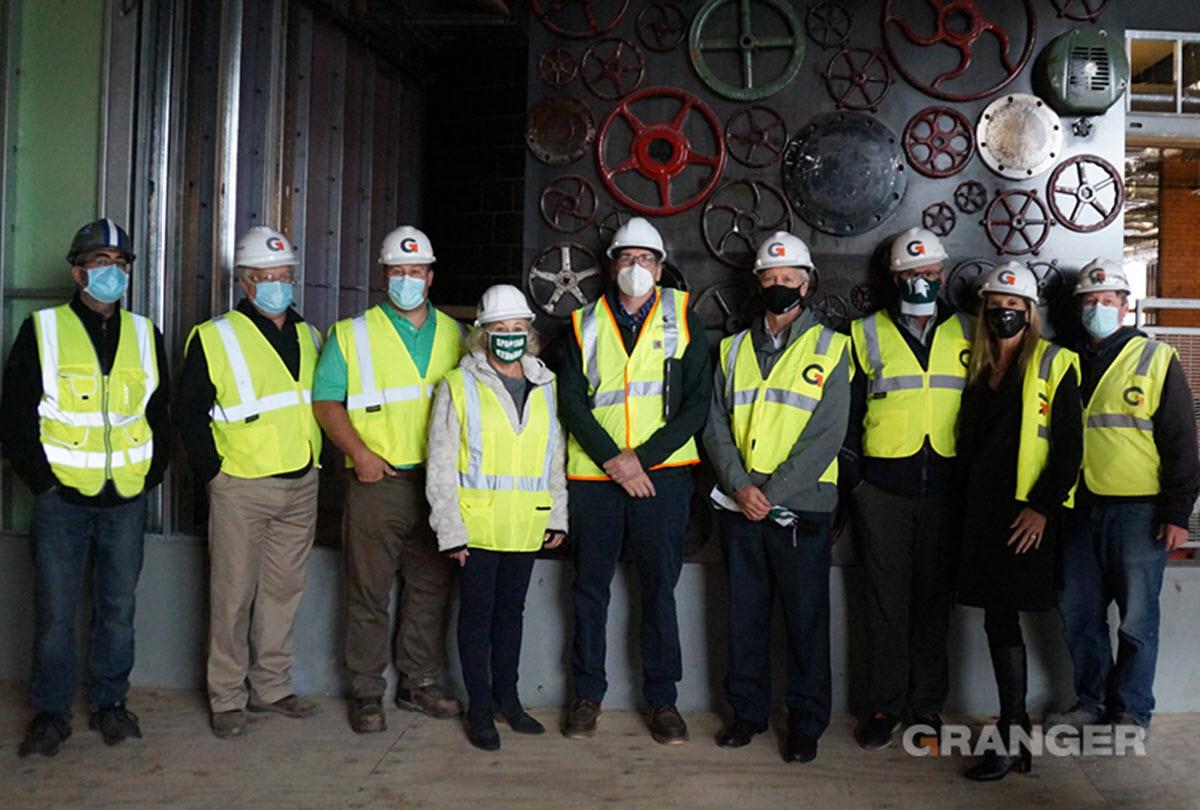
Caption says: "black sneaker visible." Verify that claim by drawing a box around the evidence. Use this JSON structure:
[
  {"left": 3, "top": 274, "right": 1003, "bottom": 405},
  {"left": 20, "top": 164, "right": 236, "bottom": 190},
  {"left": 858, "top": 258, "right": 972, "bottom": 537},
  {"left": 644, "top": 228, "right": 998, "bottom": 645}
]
[
  {"left": 89, "top": 704, "right": 142, "bottom": 746},
  {"left": 856, "top": 712, "right": 899, "bottom": 750},
  {"left": 18, "top": 712, "right": 71, "bottom": 758}
]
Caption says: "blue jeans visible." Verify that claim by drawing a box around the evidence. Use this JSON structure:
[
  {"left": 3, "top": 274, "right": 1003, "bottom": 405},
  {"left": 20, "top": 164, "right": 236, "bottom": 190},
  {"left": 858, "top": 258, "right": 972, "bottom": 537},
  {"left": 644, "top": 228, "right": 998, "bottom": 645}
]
[
  {"left": 569, "top": 472, "right": 692, "bottom": 707},
  {"left": 1058, "top": 501, "right": 1167, "bottom": 726},
  {"left": 720, "top": 510, "right": 832, "bottom": 738},
  {"left": 29, "top": 488, "right": 147, "bottom": 716}
]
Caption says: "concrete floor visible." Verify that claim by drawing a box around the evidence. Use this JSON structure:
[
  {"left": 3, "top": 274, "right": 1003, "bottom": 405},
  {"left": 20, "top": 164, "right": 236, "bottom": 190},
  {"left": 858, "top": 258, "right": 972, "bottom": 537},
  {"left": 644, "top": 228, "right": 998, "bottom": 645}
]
[{"left": 1, "top": 683, "right": 1197, "bottom": 809}]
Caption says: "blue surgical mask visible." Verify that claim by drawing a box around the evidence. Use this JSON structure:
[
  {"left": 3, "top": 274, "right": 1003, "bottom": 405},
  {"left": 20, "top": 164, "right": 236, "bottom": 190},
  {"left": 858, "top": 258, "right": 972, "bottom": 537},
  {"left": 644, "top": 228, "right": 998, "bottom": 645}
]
[
  {"left": 388, "top": 274, "right": 426, "bottom": 311},
  {"left": 84, "top": 264, "right": 129, "bottom": 304},
  {"left": 253, "top": 280, "right": 293, "bottom": 315},
  {"left": 1082, "top": 302, "right": 1121, "bottom": 339}
]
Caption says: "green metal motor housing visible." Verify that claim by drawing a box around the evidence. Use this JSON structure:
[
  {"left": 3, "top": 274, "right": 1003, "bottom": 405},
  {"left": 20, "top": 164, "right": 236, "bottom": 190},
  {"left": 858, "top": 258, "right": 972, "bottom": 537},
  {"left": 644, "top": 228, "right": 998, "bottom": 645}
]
[{"left": 1035, "top": 29, "right": 1130, "bottom": 116}]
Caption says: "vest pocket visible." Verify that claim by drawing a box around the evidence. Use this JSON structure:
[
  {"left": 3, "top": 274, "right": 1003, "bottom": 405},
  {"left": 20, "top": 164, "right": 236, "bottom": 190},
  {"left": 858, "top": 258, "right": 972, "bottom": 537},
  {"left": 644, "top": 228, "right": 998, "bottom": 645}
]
[
  {"left": 41, "top": 419, "right": 89, "bottom": 449},
  {"left": 111, "top": 368, "right": 149, "bottom": 415},
  {"left": 459, "top": 493, "right": 494, "bottom": 544},
  {"left": 57, "top": 369, "right": 98, "bottom": 409}
]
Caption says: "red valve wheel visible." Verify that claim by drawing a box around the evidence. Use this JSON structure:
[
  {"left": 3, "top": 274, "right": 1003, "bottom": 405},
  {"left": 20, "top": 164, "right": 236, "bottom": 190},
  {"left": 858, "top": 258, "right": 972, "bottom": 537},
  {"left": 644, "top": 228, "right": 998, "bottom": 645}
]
[
  {"left": 532, "top": 0, "right": 631, "bottom": 39},
  {"left": 954, "top": 180, "right": 988, "bottom": 214},
  {"left": 581, "top": 38, "right": 645, "bottom": 100},
  {"left": 981, "top": 189, "right": 1055, "bottom": 256},
  {"left": 822, "top": 47, "right": 893, "bottom": 112},
  {"left": 538, "top": 47, "right": 579, "bottom": 88},
  {"left": 724, "top": 105, "right": 788, "bottom": 168},
  {"left": 1046, "top": 154, "right": 1124, "bottom": 234},
  {"left": 540, "top": 175, "right": 599, "bottom": 233},
  {"left": 902, "top": 106, "right": 974, "bottom": 179},
  {"left": 922, "top": 201, "right": 957, "bottom": 237},
  {"left": 596, "top": 86, "right": 727, "bottom": 217}
]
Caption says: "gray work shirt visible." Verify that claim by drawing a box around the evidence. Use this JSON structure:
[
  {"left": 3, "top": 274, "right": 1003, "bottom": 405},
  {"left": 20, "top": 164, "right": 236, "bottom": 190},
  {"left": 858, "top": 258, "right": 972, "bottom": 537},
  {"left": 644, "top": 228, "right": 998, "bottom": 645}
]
[
  {"left": 702, "top": 308, "right": 852, "bottom": 514},
  {"left": 897, "top": 311, "right": 936, "bottom": 344}
]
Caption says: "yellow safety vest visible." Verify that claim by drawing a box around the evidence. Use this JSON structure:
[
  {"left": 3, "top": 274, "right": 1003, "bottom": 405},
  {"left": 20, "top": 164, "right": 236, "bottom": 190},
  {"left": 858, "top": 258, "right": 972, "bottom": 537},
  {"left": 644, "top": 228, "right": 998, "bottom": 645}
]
[
  {"left": 33, "top": 304, "right": 158, "bottom": 497},
  {"left": 720, "top": 322, "right": 850, "bottom": 484},
  {"left": 333, "top": 305, "right": 462, "bottom": 468},
  {"left": 1083, "top": 336, "right": 1175, "bottom": 496},
  {"left": 850, "top": 309, "right": 972, "bottom": 458},
  {"left": 446, "top": 367, "right": 557, "bottom": 552},
  {"left": 566, "top": 287, "right": 699, "bottom": 480},
  {"left": 190, "top": 310, "right": 323, "bottom": 479},
  {"left": 1015, "top": 339, "right": 1080, "bottom": 506}
]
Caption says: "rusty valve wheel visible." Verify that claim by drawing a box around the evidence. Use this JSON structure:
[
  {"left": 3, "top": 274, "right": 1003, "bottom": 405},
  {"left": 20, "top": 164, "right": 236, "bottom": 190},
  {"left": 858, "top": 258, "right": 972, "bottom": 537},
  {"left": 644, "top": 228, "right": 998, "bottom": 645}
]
[
  {"left": 945, "top": 258, "right": 995, "bottom": 311},
  {"left": 922, "top": 201, "right": 957, "bottom": 237},
  {"left": 1046, "top": 154, "right": 1124, "bottom": 234},
  {"left": 822, "top": 47, "right": 893, "bottom": 112},
  {"left": 540, "top": 176, "right": 599, "bottom": 233},
  {"left": 538, "top": 47, "right": 579, "bottom": 88},
  {"left": 724, "top": 105, "right": 788, "bottom": 168},
  {"left": 882, "top": 0, "right": 1037, "bottom": 103},
  {"left": 636, "top": 2, "right": 688, "bottom": 53},
  {"left": 701, "top": 179, "right": 793, "bottom": 268},
  {"left": 850, "top": 280, "right": 877, "bottom": 313},
  {"left": 526, "top": 242, "right": 606, "bottom": 319},
  {"left": 1051, "top": 0, "right": 1110, "bottom": 21},
  {"left": 596, "top": 86, "right": 727, "bottom": 217},
  {"left": 581, "top": 38, "right": 645, "bottom": 100},
  {"left": 902, "top": 106, "right": 974, "bottom": 179},
  {"left": 811, "top": 293, "right": 851, "bottom": 331},
  {"left": 691, "top": 280, "right": 756, "bottom": 336},
  {"left": 595, "top": 206, "right": 633, "bottom": 245},
  {"left": 532, "top": 0, "right": 631, "bottom": 39},
  {"left": 954, "top": 180, "right": 988, "bottom": 214},
  {"left": 806, "top": 2, "right": 853, "bottom": 49},
  {"left": 981, "top": 189, "right": 1055, "bottom": 256}
]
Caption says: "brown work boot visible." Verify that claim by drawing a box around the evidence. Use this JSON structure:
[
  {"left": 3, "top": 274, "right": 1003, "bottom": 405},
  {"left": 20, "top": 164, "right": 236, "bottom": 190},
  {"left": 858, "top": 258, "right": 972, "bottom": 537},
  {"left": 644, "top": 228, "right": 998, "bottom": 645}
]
[
  {"left": 349, "top": 698, "right": 386, "bottom": 733},
  {"left": 394, "top": 684, "right": 462, "bottom": 719},
  {"left": 648, "top": 705, "right": 689, "bottom": 745},
  {"left": 211, "top": 709, "right": 247, "bottom": 739},
  {"left": 248, "top": 694, "right": 318, "bottom": 718},
  {"left": 563, "top": 698, "right": 601, "bottom": 739}
]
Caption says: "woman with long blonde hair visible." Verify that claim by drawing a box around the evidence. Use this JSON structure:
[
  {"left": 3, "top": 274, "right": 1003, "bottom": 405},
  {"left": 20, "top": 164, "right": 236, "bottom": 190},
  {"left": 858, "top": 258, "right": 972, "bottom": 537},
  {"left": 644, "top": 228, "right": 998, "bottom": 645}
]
[{"left": 955, "top": 263, "right": 1082, "bottom": 781}]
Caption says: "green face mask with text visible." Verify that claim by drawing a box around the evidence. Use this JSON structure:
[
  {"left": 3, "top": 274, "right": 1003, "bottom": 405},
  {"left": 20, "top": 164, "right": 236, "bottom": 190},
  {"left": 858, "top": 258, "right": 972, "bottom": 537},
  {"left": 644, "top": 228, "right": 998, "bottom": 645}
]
[{"left": 489, "top": 331, "right": 527, "bottom": 363}]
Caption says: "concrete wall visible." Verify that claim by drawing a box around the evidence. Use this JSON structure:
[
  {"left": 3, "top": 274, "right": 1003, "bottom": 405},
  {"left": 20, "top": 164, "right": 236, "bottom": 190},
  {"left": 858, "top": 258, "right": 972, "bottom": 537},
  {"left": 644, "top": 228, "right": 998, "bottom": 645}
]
[{"left": 1, "top": 532, "right": 1198, "bottom": 717}]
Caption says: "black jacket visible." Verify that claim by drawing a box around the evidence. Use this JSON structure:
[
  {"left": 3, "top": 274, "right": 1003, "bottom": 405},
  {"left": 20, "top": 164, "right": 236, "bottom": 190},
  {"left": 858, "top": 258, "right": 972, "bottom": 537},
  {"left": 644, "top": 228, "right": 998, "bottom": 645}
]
[
  {"left": 1075, "top": 326, "right": 1200, "bottom": 528},
  {"left": 177, "top": 299, "right": 312, "bottom": 484},
  {"left": 0, "top": 293, "right": 171, "bottom": 506}
]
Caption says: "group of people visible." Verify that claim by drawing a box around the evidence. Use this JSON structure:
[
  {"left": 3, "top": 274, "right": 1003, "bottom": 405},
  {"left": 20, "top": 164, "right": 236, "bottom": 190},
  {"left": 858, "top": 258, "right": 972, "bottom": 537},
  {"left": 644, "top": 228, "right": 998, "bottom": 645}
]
[{"left": 4, "top": 214, "right": 1195, "bottom": 782}]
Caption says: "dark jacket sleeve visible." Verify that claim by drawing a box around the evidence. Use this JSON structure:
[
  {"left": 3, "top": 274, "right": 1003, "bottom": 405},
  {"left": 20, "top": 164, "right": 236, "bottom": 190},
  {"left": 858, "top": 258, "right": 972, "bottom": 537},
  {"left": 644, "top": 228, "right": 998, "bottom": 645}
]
[
  {"left": 177, "top": 332, "right": 222, "bottom": 485},
  {"left": 1027, "top": 366, "right": 1083, "bottom": 516},
  {"left": 0, "top": 316, "right": 57, "bottom": 494},
  {"left": 1152, "top": 357, "right": 1200, "bottom": 528},
  {"left": 554, "top": 327, "right": 623, "bottom": 468},
  {"left": 838, "top": 347, "right": 867, "bottom": 490},
  {"left": 143, "top": 327, "right": 172, "bottom": 492},
  {"left": 634, "top": 309, "right": 712, "bottom": 470}
]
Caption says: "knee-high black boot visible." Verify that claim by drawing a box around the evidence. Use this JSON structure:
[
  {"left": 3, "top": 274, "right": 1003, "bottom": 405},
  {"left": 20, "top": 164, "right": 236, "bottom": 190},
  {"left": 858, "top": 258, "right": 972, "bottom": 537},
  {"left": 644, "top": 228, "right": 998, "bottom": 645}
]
[{"left": 965, "top": 644, "right": 1032, "bottom": 781}]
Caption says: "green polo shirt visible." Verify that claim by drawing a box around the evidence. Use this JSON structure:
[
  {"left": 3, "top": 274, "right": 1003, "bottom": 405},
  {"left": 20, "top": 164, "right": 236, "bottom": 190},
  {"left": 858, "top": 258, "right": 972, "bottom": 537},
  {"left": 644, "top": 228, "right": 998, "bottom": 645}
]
[{"left": 313, "top": 302, "right": 441, "bottom": 400}]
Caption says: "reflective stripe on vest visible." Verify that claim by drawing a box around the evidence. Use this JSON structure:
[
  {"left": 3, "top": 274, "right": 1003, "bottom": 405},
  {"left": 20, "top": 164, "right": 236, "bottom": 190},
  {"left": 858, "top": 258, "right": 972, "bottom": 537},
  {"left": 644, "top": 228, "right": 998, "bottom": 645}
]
[
  {"left": 34, "top": 305, "right": 158, "bottom": 497},
  {"left": 1015, "top": 340, "right": 1080, "bottom": 506},
  {"left": 851, "top": 309, "right": 972, "bottom": 458},
  {"left": 1083, "top": 337, "right": 1174, "bottom": 496},
  {"left": 197, "top": 311, "right": 324, "bottom": 478},
  {"left": 566, "top": 288, "right": 699, "bottom": 479},
  {"left": 449, "top": 366, "right": 557, "bottom": 552},
  {"left": 720, "top": 323, "right": 847, "bottom": 482}
]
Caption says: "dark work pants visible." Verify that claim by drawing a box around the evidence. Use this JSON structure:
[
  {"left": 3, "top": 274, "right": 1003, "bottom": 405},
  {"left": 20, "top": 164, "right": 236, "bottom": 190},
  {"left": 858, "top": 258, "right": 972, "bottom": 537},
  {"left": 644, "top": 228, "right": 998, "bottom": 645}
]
[
  {"left": 456, "top": 548, "right": 537, "bottom": 723},
  {"left": 852, "top": 480, "right": 952, "bottom": 718},
  {"left": 569, "top": 472, "right": 692, "bottom": 707},
  {"left": 720, "top": 510, "right": 832, "bottom": 738}
]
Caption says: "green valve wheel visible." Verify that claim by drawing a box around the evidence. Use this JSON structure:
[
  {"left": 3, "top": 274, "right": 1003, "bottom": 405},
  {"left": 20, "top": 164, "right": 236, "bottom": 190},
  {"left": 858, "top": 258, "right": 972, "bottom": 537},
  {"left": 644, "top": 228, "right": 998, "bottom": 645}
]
[{"left": 688, "top": 0, "right": 806, "bottom": 102}]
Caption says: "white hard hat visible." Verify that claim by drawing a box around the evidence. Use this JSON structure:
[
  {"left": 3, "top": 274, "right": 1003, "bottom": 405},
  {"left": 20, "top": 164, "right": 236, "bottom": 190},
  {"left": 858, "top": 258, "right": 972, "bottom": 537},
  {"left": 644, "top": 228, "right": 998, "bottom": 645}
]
[
  {"left": 477, "top": 284, "right": 535, "bottom": 325},
  {"left": 890, "top": 226, "right": 948, "bottom": 272},
  {"left": 379, "top": 225, "right": 436, "bottom": 265},
  {"left": 1074, "top": 258, "right": 1130, "bottom": 295},
  {"left": 979, "top": 261, "right": 1039, "bottom": 302},
  {"left": 606, "top": 216, "right": 667, "bottom": 262},
  {"left": 753, "top": 231, "right": 813, "bottom": 274},
  {"left": 234, "top": 226, "right": 297, "bottom": 269}
]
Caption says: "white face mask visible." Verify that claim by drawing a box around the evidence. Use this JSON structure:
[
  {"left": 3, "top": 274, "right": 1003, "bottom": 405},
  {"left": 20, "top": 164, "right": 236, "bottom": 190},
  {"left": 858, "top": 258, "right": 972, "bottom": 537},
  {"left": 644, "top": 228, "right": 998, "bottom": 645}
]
[{"left": 617, "top": 264, "right": 655, "bottom": 297}]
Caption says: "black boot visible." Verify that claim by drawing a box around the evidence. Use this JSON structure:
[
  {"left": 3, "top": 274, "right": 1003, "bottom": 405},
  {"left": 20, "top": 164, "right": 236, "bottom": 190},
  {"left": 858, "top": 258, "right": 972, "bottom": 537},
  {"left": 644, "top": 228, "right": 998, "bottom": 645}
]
[{"left": 965, "top": 644, "right": 1032, "bottom": 782}]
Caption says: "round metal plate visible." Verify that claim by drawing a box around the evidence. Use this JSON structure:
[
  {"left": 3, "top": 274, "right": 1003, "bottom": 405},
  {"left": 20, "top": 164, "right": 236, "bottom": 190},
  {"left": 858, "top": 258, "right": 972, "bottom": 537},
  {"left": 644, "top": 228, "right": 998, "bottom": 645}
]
[
  {"left": 781, "top": 111, "right": 908, "bottom": 237},
  {"left": 525, "top": 96, "right": 597, "bottom": 166},
  {"left": 977, "top": 94, "right": 1063, "bottom": 180},
  {"left": 688, "top": 0, "right": 807, "bottom": 102}
]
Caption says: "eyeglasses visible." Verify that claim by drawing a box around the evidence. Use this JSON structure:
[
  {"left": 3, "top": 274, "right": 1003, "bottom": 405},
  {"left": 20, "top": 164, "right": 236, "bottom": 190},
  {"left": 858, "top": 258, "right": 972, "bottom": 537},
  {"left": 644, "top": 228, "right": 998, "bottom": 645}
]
[
  {"left": 615, "top": 254, "right": 659, "bottom": 268},
  {"left": 246, "top": 271, "right": 295, "bottom": 284},
  {"left": 81, "top": 257, "right": 130, "bottom": 270}
]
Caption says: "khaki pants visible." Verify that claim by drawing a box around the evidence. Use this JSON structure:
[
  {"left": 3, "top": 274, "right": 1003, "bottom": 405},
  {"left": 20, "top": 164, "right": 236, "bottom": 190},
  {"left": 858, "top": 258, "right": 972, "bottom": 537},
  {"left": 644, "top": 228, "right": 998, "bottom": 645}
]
[
  {"left": 342, "top": 473, "right": 455, "bottom": 699},
  {"left": 206, "top": 468, "right": 319, "bottom": 712}
]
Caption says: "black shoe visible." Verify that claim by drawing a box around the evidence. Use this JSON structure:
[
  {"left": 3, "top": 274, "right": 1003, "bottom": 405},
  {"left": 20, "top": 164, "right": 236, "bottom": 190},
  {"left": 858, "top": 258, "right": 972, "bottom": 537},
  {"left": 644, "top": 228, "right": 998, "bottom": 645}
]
[
  {"left": 495, "top": 705, "right": 545, "bottom": 735},
  {"left": 648, "top": 705, "right": 689, "bottom": 745},
  {"left": 717, "top": 718, "right": 767, "bottom": 748},
  {"left": 965, "top": 716, "right": 1033, "bottom": 782},
  {"left": 563, "top": 698, "right": 601, "bottom": 739},
  {"left": 18, "top": 713, "right": 71, "bottom": 758},
  {"left": 467, "top": 717, "right": 501, "bottom": 751},
  {"left": 89, "top": 704, "right": 141, "bottom": 746},
  {"left": 910, "top": 713, "right": 942, "bottom": 748},
  {"left": 784, "top": 733, "right": 818, "bottom": 763},
  {"left": 856, "top": 712, "right": 899, "bottom": 750}
]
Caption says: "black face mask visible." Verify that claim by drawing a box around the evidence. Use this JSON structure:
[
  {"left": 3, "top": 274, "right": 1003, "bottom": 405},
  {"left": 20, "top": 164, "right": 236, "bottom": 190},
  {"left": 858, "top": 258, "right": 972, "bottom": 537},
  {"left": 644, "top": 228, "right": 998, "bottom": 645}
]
[
  {"left": 985, "top": 307, "right": 1027, "bottom": 339},
  {"left": 762, "top": 284, "right": 803, "bottom": 315}
]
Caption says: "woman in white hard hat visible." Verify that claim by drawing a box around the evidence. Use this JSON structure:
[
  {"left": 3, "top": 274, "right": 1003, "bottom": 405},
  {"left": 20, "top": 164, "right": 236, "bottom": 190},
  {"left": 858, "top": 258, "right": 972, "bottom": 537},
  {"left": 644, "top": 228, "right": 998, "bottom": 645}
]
[
  {"left": 425, "top": 284, "right": 567, "bottom": 751},
  {"left": 954, "top": 262, "right": 1082, "bottom": 781}
]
